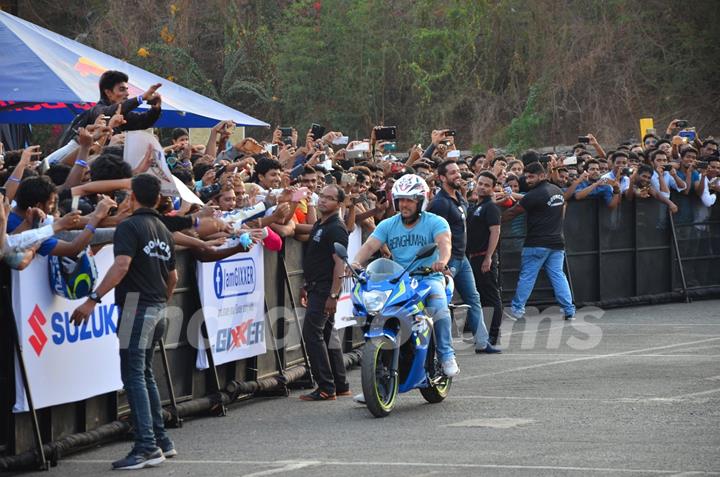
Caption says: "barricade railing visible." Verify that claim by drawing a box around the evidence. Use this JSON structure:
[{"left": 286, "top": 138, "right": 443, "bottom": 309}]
[{"left": 0, "top": 196, "right": 717, "bottom": 469}]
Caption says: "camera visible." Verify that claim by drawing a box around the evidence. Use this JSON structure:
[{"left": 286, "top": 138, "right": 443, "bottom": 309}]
[
  {"left": 696, "top": 161, "right": 708, "bottom": 170},
  {"left": 198, "top": 182, "right": 222, "bottom": 203},
  {"left": 622, "top": 167, "right": 631, "bottom": 176},
  {"left": 374, "top": 126, "right": 397, "bottom": 141},
  {"left": 578, "top": 136, "right": 590, "bottom": 144},
  {"left": 445, "top": 130, "right": 456, "bottom": 137}
]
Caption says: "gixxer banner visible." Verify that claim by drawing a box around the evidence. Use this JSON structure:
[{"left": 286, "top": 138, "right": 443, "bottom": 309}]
[
  {"left": 195, "top": 245, "right": 267, "bottom": 369},
  {"left": 11, "top": 246, "right": 122, "bottom": 412}
]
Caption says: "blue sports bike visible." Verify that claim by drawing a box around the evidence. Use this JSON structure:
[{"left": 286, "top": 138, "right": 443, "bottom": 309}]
[{"left": 334, "top": 242, "right": 454, "bottom": 418}]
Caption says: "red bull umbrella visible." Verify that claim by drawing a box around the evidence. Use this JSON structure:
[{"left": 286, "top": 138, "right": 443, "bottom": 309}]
[{"left": 0, "top": 11, "right": 269, "bottom": 128}]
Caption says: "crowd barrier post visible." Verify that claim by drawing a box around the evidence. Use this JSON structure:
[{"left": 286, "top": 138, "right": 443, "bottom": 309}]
[
  {"left": 1, "top": 284, "right": 48, "bottom": 471},
  {"left": 157, "top": 338, "right": 182, "bottom": 428},
  {"left": 278, "top": 254, "right": 314, "bottom": 390},
  {"left": 668, "top": 212, "right": 690, "bottom": 303},
  {"left": 253, "top": 300, "right": 290, "bottom": 398},
  {"left": 199, "top": 319, "right": 227, "bottom": 417}
]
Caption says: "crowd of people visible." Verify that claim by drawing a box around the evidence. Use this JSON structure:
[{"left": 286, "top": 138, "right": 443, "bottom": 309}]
[{"left": 2, "top": 69, "right": 719, "bottom": 469}]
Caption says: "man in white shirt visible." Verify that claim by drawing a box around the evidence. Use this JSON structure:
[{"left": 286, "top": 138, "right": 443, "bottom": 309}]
[
  {"left": 601, "top": 150, "right": 632, "bottom": 194},
  {"left": 649, "top": 149, "right": 687, "bottom": 198}
]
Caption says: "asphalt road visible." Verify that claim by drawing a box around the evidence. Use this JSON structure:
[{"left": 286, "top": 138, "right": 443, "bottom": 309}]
[{"left": 23, "top": 300, "right": 720, "bottom": 476}]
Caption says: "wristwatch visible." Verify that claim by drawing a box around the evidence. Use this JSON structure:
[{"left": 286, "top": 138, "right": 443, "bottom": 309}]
[
  {"left": 88, "top": 291, "right": 102, "bottom": 304},
  {"left": 329, "top": 293, "right": 340, "bottom": 300}
]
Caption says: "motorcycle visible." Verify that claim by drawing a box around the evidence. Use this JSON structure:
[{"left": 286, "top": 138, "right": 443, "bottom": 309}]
[{"left": 334, "top": 242, "right": 454, "bottom": 418}]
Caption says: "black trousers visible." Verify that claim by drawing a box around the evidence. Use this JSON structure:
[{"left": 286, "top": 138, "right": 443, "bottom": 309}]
[
  {"left": 302, "top": 289, "right": 349, "bottom": 394},
  {"left": 469, "top": 253, "right": 503, "bottom": 343}
]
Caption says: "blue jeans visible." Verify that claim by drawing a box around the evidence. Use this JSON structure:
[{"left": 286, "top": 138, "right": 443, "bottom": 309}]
[
  {"left": 449, "top": 256, "right": 490, "bottom": 349},
  {"left": 511, "top": 247, "right": 575, "bottom": 317},
  {"left": 118, "top": 303, "right": 170, "bottom": 454},
  {"left": 424, "top": 277, "right": 455, "bottom": 362}
]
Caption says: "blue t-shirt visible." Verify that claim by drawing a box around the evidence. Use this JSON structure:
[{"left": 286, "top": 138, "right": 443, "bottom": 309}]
[
  {"left": 370, "top": 211, "right": 450, "bottom": 271},
  {"left": 574, "top": 180, "right": 614, "bottom": 205},
  {"left": 677, "top": 169, "right": 700, "bottom": 187},
  {"left": 6, "top": 212, "right": 58, "bottom": 256}
]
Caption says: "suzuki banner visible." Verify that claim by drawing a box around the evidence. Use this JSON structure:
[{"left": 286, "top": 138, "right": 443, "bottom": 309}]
[
  {"left": 196, "top": 245, "right": 267, "bottom": 369},
  {"left": 334, "top": 228, "right": 362, "bottom": 329},
  {"left": 11, "top": 246, "right": 122, "bottom": 412}
]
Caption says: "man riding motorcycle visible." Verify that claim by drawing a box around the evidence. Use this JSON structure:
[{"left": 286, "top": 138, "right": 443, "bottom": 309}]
[{"left": 351, "top": 174, "right": 459, "bottom": 405}]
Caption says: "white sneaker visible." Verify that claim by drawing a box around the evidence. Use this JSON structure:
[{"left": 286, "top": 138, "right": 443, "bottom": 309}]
[
  {"left": 353, "top": 393, "right": 366, "bottom": 404},
  {"left": 441, "top": 357, "right": 460, "bottom": 377}
]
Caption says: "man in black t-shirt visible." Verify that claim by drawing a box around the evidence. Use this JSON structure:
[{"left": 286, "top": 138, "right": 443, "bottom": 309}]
[
  {"left": 428, "top": 160, "right": 500, "bottom": 353},
  {"left": 502, "top": 161, "right": 576, "bottom": 320},
  {"left": 297, "top": 184, "right": 350, "bottom": 401},
  {"left": 71, "top": 174, "right": 177, "bottom": 470},
  {"left": 467, "top": 171, "right": 503, "bottom": 345}
]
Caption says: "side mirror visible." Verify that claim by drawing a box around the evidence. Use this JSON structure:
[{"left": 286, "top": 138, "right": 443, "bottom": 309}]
[
  {"left": 415, "top": 243, "right": 437, "bottom": 260},
  {"left": 334, "top": 242, "right": 349, "bottom": 260}
]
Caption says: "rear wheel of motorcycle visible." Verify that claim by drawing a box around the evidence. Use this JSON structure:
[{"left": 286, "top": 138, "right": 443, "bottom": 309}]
[
  {"left": 362, "top": 338, "right": 398, "bottom": 418},
  {"left": 420, "top": 358, "right": 452, "bottom": 403}
]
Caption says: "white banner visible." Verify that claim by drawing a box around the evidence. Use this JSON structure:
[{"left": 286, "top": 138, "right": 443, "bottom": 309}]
[
  {"left": 196, "top": 245, "right": 266, "bottom": 369},
  {"left": 334, "top": 228, "right": 362, "bottom": 329},
  {"left": 11, "top": 246, "right": 122, "bottom": 412}
]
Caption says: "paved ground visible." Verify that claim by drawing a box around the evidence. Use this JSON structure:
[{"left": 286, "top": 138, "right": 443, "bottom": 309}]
[{"left": 23, "top": 300, "right": 720, "bottom": 476}]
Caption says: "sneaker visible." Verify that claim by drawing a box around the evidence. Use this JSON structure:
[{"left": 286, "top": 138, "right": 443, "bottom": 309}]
[
  {"left": 505, "top": 309, "right": 524, "bottom": 321},
  {"left": 112, "top": 448, "right": 165, "bottom": 470},
  {"left": 299, "top": 389, "right": 336, "bottom": 401},
  {"left": 441, "top": 357, "right": 460, "bottom": 377},
  {"left": 157, "top": 439, "right": 177, "bottom": 458},
  {"left": 564, "top": 314, "right": 575, "bottom": 321},
  {"left": 353, "top": 393, "right": 366, "bottom": 404},
  {"left": 475, "top": 344, "right": 502, "bottom": 354}
]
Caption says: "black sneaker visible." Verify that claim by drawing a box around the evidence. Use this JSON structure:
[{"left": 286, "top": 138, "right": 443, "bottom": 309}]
[
  {"left": 564, "top": 314, "right": 575, "bottom": 321},
  {"left": 112, "top": 447, "right": 165, "bottom": 470},
  {"left": 299, "top": 389, "right": 336, "bottom": 401},
  {"left": 475, "top": 344, "right": 502, "bottom": 354}
]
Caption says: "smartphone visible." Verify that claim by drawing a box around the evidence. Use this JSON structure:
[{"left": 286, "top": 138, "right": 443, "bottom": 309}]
[
  {"left": 310, "top": 123, "right": 326, "bottom": 140},
  {"left": 622, "top": 167, "right": 631, "bottom": 176},
  {"left": 279, "top": 127, "right": 293, "bottom": 137},
  {"left": 440, "top": 139, "right": 452, "bottom": 146},
  {"left": 353, "top": 142, "right": 370, "bottom": 152},
  {"left": 265, "top": 144, "right": 278, "bottom": 156},
  {"left": 332, "top": 136, "right": 349, "bottom": 145},
  {"left": 291, "top": 187, "right": 309, "bottom": 202},
  {"left": 375, "top": 190, "right": 387, "bottom": 202},
  {"left": 696, "top": 161, "right": 708, "bottom": 170},
  {"left": 578, "top": 136, "right": 590, "bottom": 144},
  {"left": 563, "top": 156, "right": 578, "bottom": 166},
  {"left": 503, "top": 186, "right": 513, "bottom": 195},
  {"left": 346, "top": 149, "right": 364, "bottom": 160},
  {"left": 445, "top": 130, "right": 456, "bottom": 137},
  {"left": 214, "top": 164, "right": 226, "bottom": 177},
  {"left": 447, "top": 150, "right": 461, "bottom": 158},
  {"left": 676, "top": 120, "right": 689, "bottom": 128},
  {"left": 663, "top": 164, "right": 673, "bottom": 172},
  {"left": 374, "top": 126, "right": 397, "bottom": 141},
  {"left": 678, "top": 129, "right": 696, "bottom": 142},
  {"left": 383, "top": 142, "right": 397, "bottom": 152},
  {"left": 341, "top": 173, "right": 357, "bottom": 186}
]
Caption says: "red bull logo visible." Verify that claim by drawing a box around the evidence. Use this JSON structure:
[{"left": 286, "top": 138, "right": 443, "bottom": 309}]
[{"left": 73, "top": 57, "right": 106, "bottom": 77}]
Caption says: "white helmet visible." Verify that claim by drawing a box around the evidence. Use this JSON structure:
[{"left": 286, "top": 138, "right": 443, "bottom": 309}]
[{"left": 392, "top": 174, "right": 430, "bottom": 213}]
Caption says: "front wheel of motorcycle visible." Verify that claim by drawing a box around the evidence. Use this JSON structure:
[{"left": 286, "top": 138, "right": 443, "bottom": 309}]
[
  {"left": 419, "top": 358, "right": 452, "bottom": 403},
  {"left": 361, "top": 338, "right": 399, "bottom": 418}
]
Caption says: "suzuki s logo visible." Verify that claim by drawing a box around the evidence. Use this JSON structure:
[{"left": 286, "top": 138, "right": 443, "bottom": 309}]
[
  {"left": 28, "top": 305, "right": 48, "bottom": 356},
  {"left": 26, "top": 304, "right": 118, "bottom": 356},
  {"left": 213, "top": 258, "right": 256, "bottom": 299}
]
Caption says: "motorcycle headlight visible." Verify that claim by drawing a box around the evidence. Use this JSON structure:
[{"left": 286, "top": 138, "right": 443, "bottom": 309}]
[{"left": 363, "top": 290, "right": 390, "bottom": 314}]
